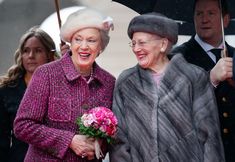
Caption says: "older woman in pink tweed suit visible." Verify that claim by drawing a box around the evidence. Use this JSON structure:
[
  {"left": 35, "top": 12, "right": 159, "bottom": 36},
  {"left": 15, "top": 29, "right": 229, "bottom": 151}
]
[{"left": 14, "top": 8, "right": 115, "bottom": 161}]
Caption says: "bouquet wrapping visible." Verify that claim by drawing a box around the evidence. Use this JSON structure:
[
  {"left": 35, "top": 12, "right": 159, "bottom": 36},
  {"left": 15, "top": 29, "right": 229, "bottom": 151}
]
[{"left": 77, "top": 107, "right": 118, "bottom": 159}]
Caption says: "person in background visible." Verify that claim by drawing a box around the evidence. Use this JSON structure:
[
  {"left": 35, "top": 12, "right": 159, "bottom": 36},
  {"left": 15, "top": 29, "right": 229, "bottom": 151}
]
[
  {"left": 172, "top": 0, "right": 235, "bottom": 161},
  {"left": 0, "top": 26, "right": 56, "bottom": 162},
  {"left": 13, "top": 8, "right": 115, "bottom": 161},
  {"left": 109, "top": 12, "right": 224, "bottom": 162},
  {"left": 60, "top": 43, "right": 70, "bottom": 56}
]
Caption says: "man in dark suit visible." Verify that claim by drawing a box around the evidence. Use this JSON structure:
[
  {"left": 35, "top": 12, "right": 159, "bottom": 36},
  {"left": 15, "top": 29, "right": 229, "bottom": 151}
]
[{"left": 173, "top": 0, "right": 235, "bottom": 161}]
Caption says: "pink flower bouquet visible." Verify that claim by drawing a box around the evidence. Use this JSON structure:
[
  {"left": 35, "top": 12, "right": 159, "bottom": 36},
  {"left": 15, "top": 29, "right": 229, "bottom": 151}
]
[{"left": 76, "top": 107, "right": 118, "bottom": 159}]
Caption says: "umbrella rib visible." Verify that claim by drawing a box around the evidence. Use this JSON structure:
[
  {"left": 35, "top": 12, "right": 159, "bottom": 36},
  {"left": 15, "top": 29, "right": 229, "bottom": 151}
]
[{"left": 54, "top": 0, "right": 65, "bottom": 45}]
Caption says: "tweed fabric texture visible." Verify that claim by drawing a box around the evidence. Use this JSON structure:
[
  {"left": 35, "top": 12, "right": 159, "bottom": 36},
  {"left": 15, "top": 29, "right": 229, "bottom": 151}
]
[
  {"left": 13, "top": 52, "right": 115, "bottom": 161},
  {"left": 110, "top": 54, "right": 224, "bottom": 162}
]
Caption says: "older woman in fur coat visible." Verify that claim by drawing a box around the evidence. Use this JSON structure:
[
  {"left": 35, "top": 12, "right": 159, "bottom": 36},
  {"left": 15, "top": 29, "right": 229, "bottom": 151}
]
[{"left": 109, "top": 13, "right": 225, "bottom": 162}]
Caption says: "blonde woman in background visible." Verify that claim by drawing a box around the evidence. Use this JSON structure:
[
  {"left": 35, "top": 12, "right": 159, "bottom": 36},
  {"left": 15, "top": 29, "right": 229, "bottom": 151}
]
[{"left": 0, "top": 26, "right": 56, "bottom": 162}]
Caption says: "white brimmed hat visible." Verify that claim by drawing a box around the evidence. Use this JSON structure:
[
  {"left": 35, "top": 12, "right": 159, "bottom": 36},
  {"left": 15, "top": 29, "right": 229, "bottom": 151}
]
[{"left": 60, "top": 8, "right": 114, "bottom": 43}]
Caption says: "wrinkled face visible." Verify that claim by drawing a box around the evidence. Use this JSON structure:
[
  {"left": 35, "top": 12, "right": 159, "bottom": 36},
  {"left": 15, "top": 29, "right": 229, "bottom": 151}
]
[
  {"left": 70, "top": 28, "right": 102, "bottom": 71},
  {"left": 194, "top": 0, "right": 229, "bottom": 46},
  {"left": 22, "top": 36, "right": 49, "bottom": 75},
  {"left": 131, "top": 32, "right": 165, "bottom": 70}
]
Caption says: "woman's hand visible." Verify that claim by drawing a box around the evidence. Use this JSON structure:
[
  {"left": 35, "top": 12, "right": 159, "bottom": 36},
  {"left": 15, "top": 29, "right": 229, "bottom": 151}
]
[
  {"left": 94, "top": 138, "right": 105, "bottom": 159},
  {"left": 69, "top": 135, "right": 95, "bottom": 160}
]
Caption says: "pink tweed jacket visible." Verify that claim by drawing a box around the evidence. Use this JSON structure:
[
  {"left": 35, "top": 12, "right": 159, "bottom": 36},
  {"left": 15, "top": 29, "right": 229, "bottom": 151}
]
[{"left": 14, "top": 52, "right": 115, "bottom": 162}]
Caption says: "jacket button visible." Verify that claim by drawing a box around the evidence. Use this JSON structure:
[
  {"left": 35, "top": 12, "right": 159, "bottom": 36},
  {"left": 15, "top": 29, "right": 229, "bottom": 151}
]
[
  {"left": 223, "top": 112, "right": 229, "bottom": 118},
  {"left": 223, "top": 128, "right": 229, "bottom": 134},
  {"left": 81, "top": 103, "right": 89, "bottom": 110},
  {"left": 222, "top": 97, "right": 227, "bottom": 102}
]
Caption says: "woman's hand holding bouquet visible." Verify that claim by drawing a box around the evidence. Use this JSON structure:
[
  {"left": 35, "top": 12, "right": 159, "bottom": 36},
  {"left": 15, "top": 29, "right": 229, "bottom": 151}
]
[{"left": 76, "top": 107, "right": 118, "bottom": 159}]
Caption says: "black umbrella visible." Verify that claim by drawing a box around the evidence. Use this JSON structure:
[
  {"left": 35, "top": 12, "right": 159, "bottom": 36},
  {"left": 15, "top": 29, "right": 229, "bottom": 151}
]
[{"left": 112, "top": 0, "right": 235, "bottom": 35}]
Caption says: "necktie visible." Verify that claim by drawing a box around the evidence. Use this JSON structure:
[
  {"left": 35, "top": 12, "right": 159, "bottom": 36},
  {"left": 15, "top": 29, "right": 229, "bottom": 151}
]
[{"left": 210, "top": 48, "right": 222, "bottom": 62}]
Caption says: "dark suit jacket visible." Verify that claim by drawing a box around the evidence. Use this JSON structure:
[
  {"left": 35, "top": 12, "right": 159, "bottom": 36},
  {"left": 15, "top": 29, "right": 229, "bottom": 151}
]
[
  {"left": 0, "top": 76, "right": 28, "bottom": 162},
  {"left": 234, "top": 53, "right": 235, "bottom": 80},
  {"left": 172, "top": 36, "right": 235, "bottom": 162}
]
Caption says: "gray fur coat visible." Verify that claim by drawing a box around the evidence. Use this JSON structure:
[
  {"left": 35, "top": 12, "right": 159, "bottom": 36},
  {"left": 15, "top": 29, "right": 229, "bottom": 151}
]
[{"left": 110, "top": 54, "right": 224, "bottom": 162}]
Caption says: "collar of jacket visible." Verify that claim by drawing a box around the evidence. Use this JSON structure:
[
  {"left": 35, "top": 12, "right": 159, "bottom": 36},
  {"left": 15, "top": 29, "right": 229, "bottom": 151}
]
[{"left": 60, "top": 52, "right": 106, "bottom": 84}]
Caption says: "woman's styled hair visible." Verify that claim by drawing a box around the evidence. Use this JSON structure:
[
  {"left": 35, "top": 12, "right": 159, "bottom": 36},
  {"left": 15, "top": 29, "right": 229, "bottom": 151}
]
[
  {"left": 0, "top": 26, "right": 56, "bottom": 87},
  {"left": 99, "top": 30, "right": 110, "bottom": 52}
]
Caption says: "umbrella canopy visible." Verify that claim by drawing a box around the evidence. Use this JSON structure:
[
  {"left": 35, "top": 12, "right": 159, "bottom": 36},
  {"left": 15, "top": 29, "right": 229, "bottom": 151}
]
[
  {"left": 112, "top": 0, "right": 235, "bottom": 35},
  {"left": 112, "top": 0, "right": 194, "bottom": 22}
]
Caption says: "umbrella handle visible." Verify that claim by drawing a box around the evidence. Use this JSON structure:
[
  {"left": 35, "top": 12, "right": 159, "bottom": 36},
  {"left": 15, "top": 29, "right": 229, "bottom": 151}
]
[
  {"left": 222, "top": 48, "right": 227, "bottom": 58},
  {"left": 221, "top": 48, "right": 234, "bottom": 86},
  {"left": 54, "top": 0, "right": 65, "bottom": 46}
]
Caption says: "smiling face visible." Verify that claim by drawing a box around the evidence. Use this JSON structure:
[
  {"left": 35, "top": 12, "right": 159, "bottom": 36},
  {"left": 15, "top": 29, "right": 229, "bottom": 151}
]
[
  {"left": 70, "top": 28, "right": 102, "bottom": 73},
  {"left": 22, "top": 36, "right": 49, "bottom": 75},
  {"left": 131, "top": 32, "right": 168, "bottom": 71},
  {"left": 194, "top": 0, "right": 229, "bottom": 46}
]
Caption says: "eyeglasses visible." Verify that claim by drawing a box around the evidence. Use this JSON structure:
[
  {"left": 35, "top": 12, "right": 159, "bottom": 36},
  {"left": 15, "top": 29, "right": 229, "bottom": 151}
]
[
  {"left": 73, "top": 37, "right": 99, "bottom": 46},
  {"left": 129, "top": 39, "right": 161, "bottom": 48}
]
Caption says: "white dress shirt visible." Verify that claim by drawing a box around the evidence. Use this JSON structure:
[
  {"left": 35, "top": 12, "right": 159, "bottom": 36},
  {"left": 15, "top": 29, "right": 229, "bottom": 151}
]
[{"left": 194, "top": 34, "right": 223, "bottom": 63}]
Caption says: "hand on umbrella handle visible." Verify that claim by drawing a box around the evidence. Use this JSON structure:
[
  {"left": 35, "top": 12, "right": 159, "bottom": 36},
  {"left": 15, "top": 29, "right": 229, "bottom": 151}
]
[{"left": 221, "top": 49, "right": 235, "bottom": 87}]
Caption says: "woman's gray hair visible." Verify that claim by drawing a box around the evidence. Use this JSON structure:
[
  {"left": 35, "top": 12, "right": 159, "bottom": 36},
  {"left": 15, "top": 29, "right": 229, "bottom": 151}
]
[{"left": 100, "top": 30, "right": 110, "bottom": 52}]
